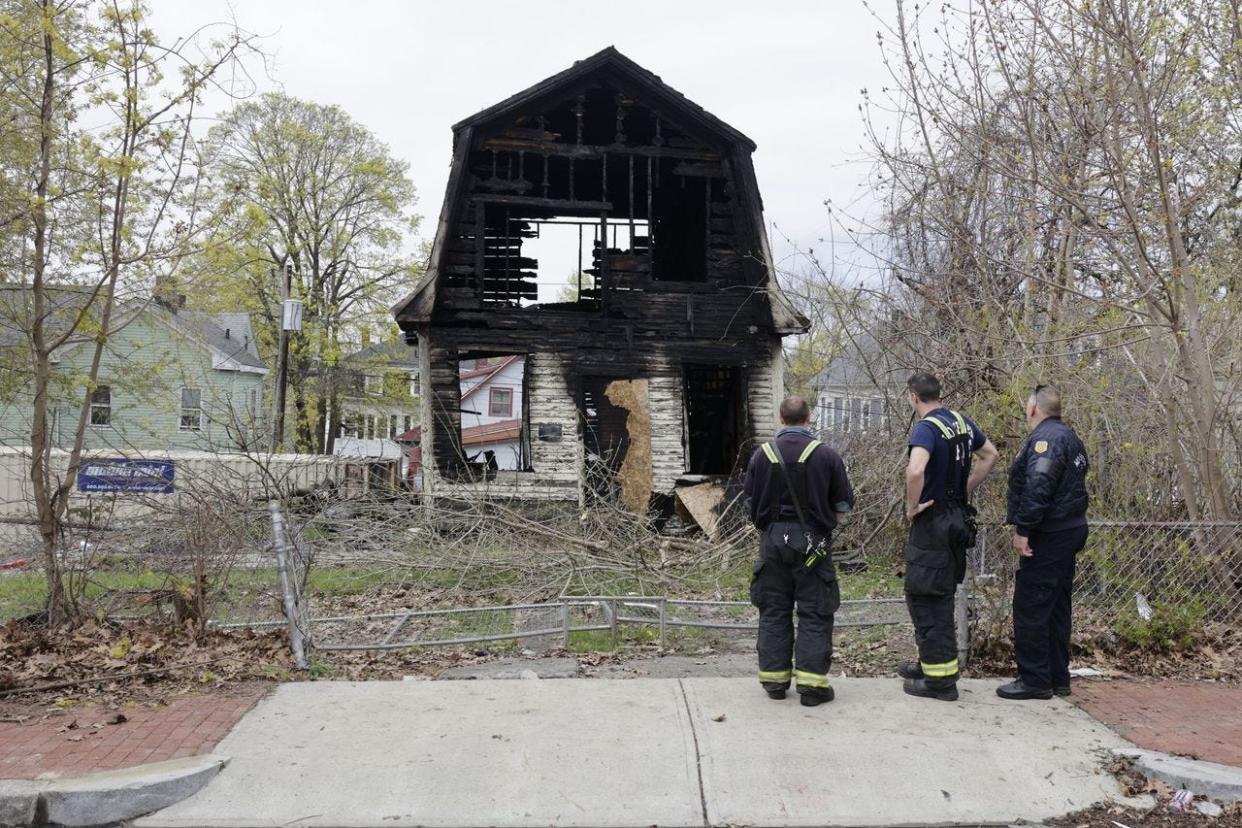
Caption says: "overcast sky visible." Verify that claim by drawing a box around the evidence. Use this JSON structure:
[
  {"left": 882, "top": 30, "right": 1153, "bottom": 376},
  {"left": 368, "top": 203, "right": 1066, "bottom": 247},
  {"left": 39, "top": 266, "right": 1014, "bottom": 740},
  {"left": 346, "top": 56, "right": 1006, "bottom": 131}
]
[{"left": 151, "top": 1, "right": 895, "bottom": 291}]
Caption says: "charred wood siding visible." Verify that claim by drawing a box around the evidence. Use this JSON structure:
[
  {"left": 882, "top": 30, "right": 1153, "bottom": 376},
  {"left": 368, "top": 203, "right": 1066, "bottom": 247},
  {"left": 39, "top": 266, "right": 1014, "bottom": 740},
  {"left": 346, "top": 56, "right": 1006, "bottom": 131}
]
[{"left": 398, "top": 50, "right": 808, "bottom": 505}]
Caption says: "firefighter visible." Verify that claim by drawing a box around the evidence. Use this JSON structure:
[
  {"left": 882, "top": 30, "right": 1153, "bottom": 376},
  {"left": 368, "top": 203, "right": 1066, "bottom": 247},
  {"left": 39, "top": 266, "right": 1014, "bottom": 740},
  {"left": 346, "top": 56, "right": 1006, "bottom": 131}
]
[
  {"left": 742, "top": 396, "right": 854, "bottom": 706},
  {"left": 999, "top": 384, "right": 1089, "bottom": 700},
  {"left": 899, "top": 372, "right": 999, "bottom": 701}
]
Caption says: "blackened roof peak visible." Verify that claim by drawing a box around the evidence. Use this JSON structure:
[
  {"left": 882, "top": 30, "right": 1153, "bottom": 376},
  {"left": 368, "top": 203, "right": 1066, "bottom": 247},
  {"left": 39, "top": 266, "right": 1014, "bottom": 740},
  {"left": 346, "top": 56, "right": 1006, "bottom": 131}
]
[{"left": 452, "top": 46, "right": 756, "bottom": 151}]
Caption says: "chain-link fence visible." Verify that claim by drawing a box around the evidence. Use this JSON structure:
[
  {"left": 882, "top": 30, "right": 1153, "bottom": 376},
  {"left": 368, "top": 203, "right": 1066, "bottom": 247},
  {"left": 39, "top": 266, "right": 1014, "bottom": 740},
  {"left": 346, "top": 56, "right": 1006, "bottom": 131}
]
[{"left": 971, "top": 521, "right": 1242, "bottom": 645}]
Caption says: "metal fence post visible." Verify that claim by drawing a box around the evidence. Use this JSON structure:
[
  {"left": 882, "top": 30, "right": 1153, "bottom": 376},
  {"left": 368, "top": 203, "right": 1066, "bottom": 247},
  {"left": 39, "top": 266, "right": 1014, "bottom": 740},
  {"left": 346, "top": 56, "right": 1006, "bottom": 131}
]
[
  {"left": 658, "top": 597, "right": 667, "bottom": 650},
  {"left": 270, "top": 501, "right": 309, "bottom": 670},
  {"left": 561, "top": 602, "right": 571, "bottom": 648},
  {"left": 955, "top": 574, "right": 970, "bottom": 670}
]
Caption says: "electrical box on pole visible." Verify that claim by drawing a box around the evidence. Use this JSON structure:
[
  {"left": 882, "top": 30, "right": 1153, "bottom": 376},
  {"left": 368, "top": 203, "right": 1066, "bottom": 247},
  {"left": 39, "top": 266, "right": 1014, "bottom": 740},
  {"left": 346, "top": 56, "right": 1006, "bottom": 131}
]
[{"left": 282, "top": 299, "right": 303, "bottom": 332}]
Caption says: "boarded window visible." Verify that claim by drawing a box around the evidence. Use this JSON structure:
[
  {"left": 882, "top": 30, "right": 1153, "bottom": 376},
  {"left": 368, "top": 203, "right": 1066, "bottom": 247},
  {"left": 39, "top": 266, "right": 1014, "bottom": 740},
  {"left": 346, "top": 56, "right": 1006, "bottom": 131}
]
[
  {"left": 179, "top": 387, "right": 202, "bottom": 431},
  {"left": 90, "top": 385, "right": 111, "bottom": 427}
]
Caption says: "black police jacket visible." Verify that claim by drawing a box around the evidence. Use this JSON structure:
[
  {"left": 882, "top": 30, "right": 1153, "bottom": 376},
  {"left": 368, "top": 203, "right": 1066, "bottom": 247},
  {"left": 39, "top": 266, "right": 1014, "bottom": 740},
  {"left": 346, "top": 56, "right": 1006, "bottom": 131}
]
[{"left": 1006, "top": 417, "right": 1089, "bottom": 536}]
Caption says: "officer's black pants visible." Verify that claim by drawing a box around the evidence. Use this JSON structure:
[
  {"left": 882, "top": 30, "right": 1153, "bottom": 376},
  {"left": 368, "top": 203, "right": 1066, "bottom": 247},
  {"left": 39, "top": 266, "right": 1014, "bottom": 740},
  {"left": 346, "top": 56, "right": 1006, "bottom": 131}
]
[
  {"left": 904, "top": 507, "right": 969, "bottom": 689},
  {"left": 1013, "top": 524, "right": 1087, "bottom": 690},
  {"left": 750, "top": 522, "right": 840, "bottom": 698}
]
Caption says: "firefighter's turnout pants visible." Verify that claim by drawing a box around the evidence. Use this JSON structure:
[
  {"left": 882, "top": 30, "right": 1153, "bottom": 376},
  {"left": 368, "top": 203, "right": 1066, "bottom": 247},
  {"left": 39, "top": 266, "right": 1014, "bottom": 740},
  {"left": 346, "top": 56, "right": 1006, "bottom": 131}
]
[
  {"left": 750, "top": 521, "right": 841, "bottom": 698},
  {"left": 904, "top": 505, "right": 971, "bottom": 689}
]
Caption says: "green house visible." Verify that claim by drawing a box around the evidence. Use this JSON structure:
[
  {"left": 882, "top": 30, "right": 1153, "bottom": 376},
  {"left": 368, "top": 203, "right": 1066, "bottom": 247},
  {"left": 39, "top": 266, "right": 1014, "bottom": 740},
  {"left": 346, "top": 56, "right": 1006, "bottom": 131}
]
[{"left": 0, "top": 288, "right": 268, "bottom": 454}]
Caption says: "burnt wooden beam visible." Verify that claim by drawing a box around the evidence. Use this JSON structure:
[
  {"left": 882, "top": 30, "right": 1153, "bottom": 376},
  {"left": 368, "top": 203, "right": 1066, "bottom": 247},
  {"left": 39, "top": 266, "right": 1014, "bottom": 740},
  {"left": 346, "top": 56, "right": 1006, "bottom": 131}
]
[
  {"left": 479, "top": 137, "right": 720, "bottom": 162},
  {"left": 472, "top": 194, "right": 613, "bottom": 212}
]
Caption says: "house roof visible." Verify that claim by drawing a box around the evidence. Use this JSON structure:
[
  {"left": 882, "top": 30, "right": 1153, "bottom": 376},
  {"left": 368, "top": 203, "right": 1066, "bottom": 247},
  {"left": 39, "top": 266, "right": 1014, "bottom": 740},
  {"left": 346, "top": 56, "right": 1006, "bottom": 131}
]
[
  {"left": 461, "top": 418, "right": 522, "bottom": 446},
  {"left": 391, "top": 49, "right": 808, "bottom": 336},
  {"left": 0, "top": 286, "right": 266, "bottom": 373},
  {"left": 343, "top": 340, "right": 419, "bottom": 371},
  {"left": 452, "top": 46, "right": 756, "bottom": 151},
  {"left": 396, "top": 418, "right": 522, "bottom": 448},
  {"left": 173, "top": 310, "right": 266, "bottom": 372},
  {"left": 460, "top": 355, "right": 521, "bottom": 401}
]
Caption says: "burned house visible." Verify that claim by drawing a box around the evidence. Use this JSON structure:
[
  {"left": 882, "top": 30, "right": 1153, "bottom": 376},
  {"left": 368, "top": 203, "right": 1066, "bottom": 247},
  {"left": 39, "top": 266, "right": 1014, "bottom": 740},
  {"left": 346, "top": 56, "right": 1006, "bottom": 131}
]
[{"left": 392, "top": 48, "right": 807, "bottom": 509}]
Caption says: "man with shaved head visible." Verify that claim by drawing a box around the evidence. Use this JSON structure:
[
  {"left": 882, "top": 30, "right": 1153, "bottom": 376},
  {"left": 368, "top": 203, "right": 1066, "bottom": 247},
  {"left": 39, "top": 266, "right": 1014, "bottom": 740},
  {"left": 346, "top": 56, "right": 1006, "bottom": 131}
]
[
  {"left": 1000, "top": 384, "right": 1090, "bottom": 700},
  {"left": 743, "top": 396, "right": 854, "bottom": 706}
]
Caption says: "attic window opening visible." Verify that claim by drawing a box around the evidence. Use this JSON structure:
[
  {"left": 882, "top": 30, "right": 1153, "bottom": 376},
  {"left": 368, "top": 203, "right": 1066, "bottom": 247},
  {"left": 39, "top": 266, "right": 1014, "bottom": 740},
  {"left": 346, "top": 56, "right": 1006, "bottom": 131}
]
[{"left": 514, "top": 216, "right": 650, "bottom": 307}]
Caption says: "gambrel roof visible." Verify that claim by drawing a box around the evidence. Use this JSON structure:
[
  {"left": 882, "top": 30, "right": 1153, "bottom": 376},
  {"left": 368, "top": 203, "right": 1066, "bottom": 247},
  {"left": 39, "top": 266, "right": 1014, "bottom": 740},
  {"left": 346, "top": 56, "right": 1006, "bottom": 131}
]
[{"left": 392, "top": 47, "right": 807, "bottom": 335}]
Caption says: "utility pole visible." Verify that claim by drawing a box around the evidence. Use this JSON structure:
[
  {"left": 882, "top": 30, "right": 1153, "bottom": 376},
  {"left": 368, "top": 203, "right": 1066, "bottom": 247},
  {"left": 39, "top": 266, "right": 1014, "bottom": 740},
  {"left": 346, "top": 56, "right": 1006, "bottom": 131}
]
[{"left": 271, "top": 261, "right": 297, "bottom": 451}]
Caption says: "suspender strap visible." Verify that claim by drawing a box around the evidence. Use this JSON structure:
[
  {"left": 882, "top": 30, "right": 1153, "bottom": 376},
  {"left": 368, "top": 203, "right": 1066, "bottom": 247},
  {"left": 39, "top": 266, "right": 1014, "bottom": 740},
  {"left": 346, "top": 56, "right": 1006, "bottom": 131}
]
[
  {"left": 921, "top": 413, "right": 969, "bottom": 439},
  {"left": 797, "top": 439, "right": 822, "bottom": 464},
  {"left": 762, "top": 441, "right": 813, "bottom": 539}
]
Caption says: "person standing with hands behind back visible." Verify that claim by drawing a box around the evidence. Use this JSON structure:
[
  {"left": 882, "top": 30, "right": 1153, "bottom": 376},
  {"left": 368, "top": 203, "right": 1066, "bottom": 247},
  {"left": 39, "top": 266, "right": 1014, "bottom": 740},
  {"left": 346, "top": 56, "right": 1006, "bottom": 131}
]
[{"left": 899, "top": 372, "right": 998, "bottom": 701}]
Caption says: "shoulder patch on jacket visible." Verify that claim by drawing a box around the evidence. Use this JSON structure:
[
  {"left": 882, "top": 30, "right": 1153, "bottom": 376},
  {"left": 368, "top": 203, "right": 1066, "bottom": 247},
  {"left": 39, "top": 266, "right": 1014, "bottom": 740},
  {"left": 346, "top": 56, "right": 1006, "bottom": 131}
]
[{"left": 1034, "top": 440, "right": 1049, "bottom": 454}]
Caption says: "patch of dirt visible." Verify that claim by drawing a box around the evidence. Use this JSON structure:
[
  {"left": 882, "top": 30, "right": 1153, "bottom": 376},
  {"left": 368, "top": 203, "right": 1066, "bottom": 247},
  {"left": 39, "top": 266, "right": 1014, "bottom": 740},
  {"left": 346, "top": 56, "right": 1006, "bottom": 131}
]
[
  {"left": 0, "top": 619, "right": 294, "bottom": 712},
  {"left": 1047, "top": 801, "right": 1242, "bottom": 828},
  {"left": 970, "top": 622, "right": 1242, "bottom": 682}
]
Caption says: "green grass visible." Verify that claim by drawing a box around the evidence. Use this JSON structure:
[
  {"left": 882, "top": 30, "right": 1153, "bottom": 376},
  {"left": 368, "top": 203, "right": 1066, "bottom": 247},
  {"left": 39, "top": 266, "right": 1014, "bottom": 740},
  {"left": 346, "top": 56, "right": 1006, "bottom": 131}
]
[
  {"left": 0, "top": 565, "right": 407, "bottom": 623},
  {"left": 839, "top": 566, "right": 904, "bottom": 601}
]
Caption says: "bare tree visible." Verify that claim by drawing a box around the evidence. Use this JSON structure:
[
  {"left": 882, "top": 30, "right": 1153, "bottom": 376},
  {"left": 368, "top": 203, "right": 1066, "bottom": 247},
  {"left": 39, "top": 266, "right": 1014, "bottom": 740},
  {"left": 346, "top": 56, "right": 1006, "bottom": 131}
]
[{"left": 847, "top": 0, "right": 1241, "bottom": 519}]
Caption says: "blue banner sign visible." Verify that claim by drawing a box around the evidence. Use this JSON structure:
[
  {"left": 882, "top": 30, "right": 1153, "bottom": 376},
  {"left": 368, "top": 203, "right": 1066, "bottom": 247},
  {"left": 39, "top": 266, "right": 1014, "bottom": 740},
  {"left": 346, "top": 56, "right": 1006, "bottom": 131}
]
[{"left": 77, "top": 459, "right": 175, "bottom": 494}]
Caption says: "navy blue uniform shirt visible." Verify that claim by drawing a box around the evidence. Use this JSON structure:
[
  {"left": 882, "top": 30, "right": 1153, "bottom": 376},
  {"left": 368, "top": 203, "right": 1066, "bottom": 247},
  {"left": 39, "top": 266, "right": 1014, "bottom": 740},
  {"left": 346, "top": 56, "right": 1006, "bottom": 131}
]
[
  {"left": 908, "top": 408, "right": 986, "bottom": 505},
  {"left": 743, "top": 427, "right": 855, "bottom": 541}
]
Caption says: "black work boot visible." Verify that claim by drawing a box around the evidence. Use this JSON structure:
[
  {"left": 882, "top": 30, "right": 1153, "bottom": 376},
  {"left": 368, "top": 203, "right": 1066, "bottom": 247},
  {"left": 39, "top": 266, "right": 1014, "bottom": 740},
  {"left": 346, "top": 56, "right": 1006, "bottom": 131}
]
[
  {"left": 799, "top": 687, "right": 835, "bottom": 707},
  {"left": 1053, "top": 685, "right": 1071, "bottom": 697},
  {"left": 764, "top": 686, "right": 788, "bottom": 701},
  {"left": 903, "top": 678, "right": 959, "bottom": 702},
  {"left": 996, "top": 679, "right": 1054, "bottom": 700},
  {"left": 897, "top": 661, "right": 923, "bottom": 680}
]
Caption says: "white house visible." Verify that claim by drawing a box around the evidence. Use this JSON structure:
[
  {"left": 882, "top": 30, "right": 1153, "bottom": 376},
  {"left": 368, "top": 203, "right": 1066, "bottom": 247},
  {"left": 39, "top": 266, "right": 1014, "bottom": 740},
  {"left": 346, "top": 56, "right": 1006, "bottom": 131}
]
[{"left": 457, "top": 355, "right": 526, "bottom": 470}]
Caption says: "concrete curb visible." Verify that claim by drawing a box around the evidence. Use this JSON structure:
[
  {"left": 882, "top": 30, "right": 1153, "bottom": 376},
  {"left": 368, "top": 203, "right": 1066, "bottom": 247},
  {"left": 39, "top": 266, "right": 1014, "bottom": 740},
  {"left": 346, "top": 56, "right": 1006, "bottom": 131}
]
[
  {"left": 0, "top": 780, "right": 41, "bottom": 828},
  {"left": 1114, "top": 748, "right": 1242, "bottom": 802},
  {"left": 0, "top": 754, "right": 227, "bottom": 827}
]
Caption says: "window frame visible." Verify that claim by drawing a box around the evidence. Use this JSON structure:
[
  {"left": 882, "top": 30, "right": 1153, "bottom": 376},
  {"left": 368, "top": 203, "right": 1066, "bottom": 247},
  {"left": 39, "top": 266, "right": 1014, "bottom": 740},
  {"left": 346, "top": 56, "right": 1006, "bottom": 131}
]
[
  {"left": 179, "top": 386, "right": 203, "bottom": 432},
  {"left": 89, "top": 385, "right": 112, "bottom": 428},
  {"left": 488, "top": 386, "right": 514, "bottom": 418}
]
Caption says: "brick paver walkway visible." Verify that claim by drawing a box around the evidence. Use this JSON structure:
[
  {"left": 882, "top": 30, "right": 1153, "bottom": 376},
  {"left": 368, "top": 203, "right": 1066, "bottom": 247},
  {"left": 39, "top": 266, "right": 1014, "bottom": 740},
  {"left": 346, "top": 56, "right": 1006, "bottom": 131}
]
[
  {"left": 0, "top": 685, "right": 267, "bottom": 779},
  {"left": 1072, "top": 679, "right": 1242, "bottom": 767}
]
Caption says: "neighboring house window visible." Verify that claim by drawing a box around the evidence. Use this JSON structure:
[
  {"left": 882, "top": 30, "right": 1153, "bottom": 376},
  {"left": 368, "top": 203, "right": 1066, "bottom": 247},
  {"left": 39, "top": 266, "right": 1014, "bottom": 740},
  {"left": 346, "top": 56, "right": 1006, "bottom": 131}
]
[
  {"left": 489, "top": 387, "right": 513, "bottom": 417},
  {"left": 248, "top": 388, "right": 259, "bottom": 421},
  {"left": 403, "top": 415, "right": 412, "bottom": 434},
  {"left": 89, "top": 385, "right": 111, "bottom": 427},
  {"left": 179, "top": 387, "right": 203, "bottom": 431},
  {"left": 364, "top": 374, "right": 382, "bottom": 395},
  {"left": 866, "top": 399, "right": 885, "bottom": 431},
  {"left": 389, "top": 415, "right": 398, "bottom": 439},
  {"left": 365, "top": 415, "right": 375, "bottom": 440},
  {"left": 409, "top": 372, "right": 420, "bottom": 396}
]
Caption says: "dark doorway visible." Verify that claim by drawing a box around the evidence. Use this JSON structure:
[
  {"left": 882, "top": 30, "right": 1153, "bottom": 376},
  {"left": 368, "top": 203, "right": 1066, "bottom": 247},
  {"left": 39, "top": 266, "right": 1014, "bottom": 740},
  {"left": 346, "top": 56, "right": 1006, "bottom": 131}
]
[
  {"left": 577, "top": 376, "right": 632, "bottom": 502},
  {"left": 684, "top": 366, "right": 744, "bottom": 475}
]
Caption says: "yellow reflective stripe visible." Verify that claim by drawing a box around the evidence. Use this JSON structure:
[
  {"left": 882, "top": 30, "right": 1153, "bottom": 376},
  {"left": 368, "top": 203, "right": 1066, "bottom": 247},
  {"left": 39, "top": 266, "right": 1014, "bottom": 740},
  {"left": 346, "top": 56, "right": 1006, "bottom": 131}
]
[
  {"left": 794, "top": 670, "right": 831, "bottom": 689},
  {"left": 797, "top": 439, "right": 822, "bottom": 464},
  {"left": 761, "top": 443, "right": 779, "bottom": 463},
  {"left": 920, "top": 659, "right": 959, "bottom": 677},
  {"left": 950, "top": 411, "right": 969, "bottom": 437},
  {"left": 921, "top": 415, "right": 955, "bottom": 440},
  {"left": 758, "top": 669, "right": 792, "bottom": 683}
]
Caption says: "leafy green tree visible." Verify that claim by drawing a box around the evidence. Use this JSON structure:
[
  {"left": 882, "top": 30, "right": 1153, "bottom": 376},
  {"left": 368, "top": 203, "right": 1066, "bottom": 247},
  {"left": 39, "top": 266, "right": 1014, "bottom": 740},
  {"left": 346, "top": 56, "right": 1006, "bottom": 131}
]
[
  {"left": 0, "top": 0, "right": 255, "bottom": 625},
  {"left": 195, "top": 93, "right": 421, "bottom": 453}
]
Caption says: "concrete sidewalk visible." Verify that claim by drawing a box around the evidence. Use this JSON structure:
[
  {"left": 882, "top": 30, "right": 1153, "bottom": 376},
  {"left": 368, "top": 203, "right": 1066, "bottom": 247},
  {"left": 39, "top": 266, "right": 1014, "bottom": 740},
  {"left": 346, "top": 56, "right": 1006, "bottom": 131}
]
[{"left": 138, "top": 677, "right": 1141, "bottom": 828}]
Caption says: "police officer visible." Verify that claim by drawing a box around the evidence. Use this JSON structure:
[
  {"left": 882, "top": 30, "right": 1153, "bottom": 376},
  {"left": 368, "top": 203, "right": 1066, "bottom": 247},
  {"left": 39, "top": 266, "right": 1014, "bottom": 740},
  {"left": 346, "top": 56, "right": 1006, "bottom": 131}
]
[
  {"left": 999, "top": 384, "right": 1089, "bottom": 700},
  {"left": 743, "top": 396, "right": 854, "bottom": 706},
  {"left": 899, "top": 372, "right": 998, "bottom": 701}
]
